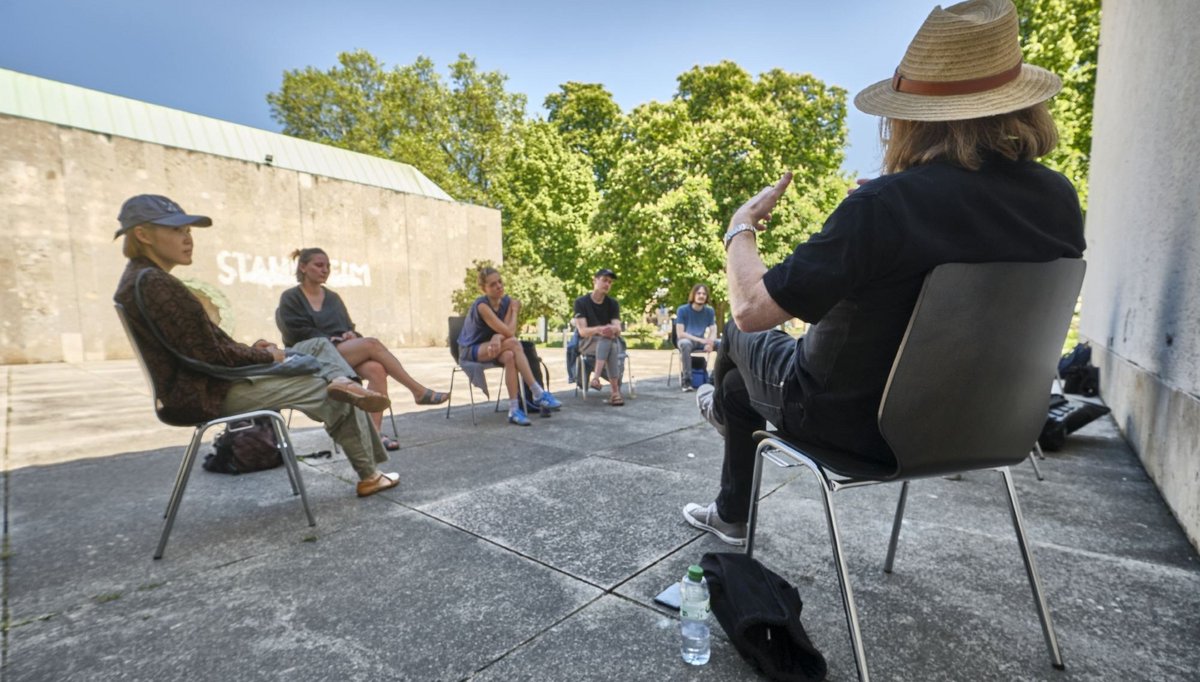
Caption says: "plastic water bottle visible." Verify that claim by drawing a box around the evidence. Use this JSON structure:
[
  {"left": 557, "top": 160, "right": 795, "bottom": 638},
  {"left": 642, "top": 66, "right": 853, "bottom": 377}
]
[{"left": 680, "top": 564, "right": 711, "bottom": 665}]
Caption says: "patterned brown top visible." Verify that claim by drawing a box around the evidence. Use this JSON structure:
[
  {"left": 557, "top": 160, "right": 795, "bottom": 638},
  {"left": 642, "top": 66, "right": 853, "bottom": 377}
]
[{"left": 114, "top": 257, "right": 274, "bottom": 425}]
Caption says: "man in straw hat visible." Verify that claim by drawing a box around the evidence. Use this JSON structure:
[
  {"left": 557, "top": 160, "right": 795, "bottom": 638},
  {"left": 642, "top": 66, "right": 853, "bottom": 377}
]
[{"left": 684, "top": 0, "right": 1085, "bottom": 545}]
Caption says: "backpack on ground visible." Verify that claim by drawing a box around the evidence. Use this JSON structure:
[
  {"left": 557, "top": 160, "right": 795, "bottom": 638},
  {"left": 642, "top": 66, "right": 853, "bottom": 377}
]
[{"left": 203, "top": 417, "right": 284, "bottom": 474}]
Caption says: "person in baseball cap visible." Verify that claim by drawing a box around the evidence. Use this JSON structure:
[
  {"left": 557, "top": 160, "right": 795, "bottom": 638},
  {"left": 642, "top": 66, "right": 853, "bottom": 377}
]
[{"left": 114, "top": 194, "right": 212, "bottom": 239}]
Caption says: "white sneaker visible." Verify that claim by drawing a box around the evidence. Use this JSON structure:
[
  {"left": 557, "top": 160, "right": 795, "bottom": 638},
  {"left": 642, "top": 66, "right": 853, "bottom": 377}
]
[
  {"left": 695, "top": 384, "right": 725, "bottom": 437},
  {"left": 682, "top": 502, "right": 746, "bottom": 546}
]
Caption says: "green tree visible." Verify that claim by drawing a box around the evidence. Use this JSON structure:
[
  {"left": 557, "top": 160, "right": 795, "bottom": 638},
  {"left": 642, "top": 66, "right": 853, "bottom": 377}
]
[
  {"left": 592, "top": 62, "right": 849, "bottom": 317},
  {"left": 491, "top": 121, "right": 599, "bottom": 297},
  {"left": 544, "top": 82, "right": 624, "bottom": 188},
  {"left": 267, "top": 50, "right": 525, "bottom": 206},
  {"left": 1014, "top": 0, "right": 1100, "bottom": 210}
]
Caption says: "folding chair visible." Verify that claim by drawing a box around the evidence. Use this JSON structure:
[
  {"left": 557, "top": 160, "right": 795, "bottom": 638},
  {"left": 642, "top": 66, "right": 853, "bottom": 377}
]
[
  {"left": 114, "top": 303, "right": 315, "bottom": 560},
  {"left": 745, "top": 259, "right": 1086, "bottom": 681},
  {"left": 571, "top": 328, "right": 637, "bottom": 400}
]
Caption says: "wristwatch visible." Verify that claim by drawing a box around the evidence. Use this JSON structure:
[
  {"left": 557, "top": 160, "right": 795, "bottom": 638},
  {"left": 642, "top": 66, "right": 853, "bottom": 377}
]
[{"left": 723, "top": 222, "right": 758, "bottom": 250}]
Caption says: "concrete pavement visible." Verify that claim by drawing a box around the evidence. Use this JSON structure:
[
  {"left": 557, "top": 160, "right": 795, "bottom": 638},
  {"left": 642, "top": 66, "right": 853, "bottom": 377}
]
[{"left": 2, "top": 348, "right": 1198, "bottom": 681}]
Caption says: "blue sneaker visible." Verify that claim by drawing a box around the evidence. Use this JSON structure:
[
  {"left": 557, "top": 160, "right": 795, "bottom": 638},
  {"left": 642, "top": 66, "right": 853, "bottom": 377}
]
[
  {"left": 508, "top": 407, "right": 532, "bottom": 426},
  {"left": 535, "top": 392, "right": 563, "bottom": 411}
]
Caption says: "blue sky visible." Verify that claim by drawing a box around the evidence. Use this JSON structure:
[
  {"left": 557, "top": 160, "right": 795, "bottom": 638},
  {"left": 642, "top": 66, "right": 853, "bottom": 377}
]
[{"left": 1, "top": 0, "right": 937, "bottom": 179}]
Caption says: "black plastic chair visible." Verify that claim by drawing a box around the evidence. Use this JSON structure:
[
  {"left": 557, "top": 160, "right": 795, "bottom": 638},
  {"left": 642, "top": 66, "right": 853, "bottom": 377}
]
[
  {"left": 115, "top": 303, "right": 315, "bottom": 560},
  {"left": 745, "top": 259, "right": 1086, "bottom": 681}
]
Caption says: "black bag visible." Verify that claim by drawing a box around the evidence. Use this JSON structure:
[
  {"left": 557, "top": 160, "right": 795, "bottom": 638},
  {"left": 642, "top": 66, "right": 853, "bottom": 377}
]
[
  {"left": 700, "top": 552, "right": 827, "bottom": 682},
  {"left": 203, "top": 417, "right": 284, "bottom": 474},
  {"left": 1038, "top": 394, "right": 1112, "bottom": 451},
  {"left": 520, "top": 340, "right": 545, "bottom": 404},
  {"left": 1058, "top": 342, "right": 1100, "bottom": 397}
]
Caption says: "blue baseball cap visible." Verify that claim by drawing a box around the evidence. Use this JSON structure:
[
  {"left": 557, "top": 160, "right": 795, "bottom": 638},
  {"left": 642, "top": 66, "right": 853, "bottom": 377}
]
[{"left": 115, "top": 194, "right": 212, "bottom": 239}]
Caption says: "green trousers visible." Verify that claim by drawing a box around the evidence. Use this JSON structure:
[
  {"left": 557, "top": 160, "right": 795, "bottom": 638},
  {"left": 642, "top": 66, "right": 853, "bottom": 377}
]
[{"left": 221, "top": 338, "right": 387, "bottom": 480}]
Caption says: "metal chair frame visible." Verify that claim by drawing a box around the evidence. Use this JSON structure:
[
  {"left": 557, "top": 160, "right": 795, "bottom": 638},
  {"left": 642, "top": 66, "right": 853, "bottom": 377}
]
[
  {"left": 115, "top": 303, "right": 315, "bottom": 560},
  {"left": 743, "top": 259, "right": 1085, "bottom": 681}
]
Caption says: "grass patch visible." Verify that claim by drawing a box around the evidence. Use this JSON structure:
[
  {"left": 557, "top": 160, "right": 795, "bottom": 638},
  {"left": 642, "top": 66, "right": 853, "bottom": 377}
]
[
  {"left": 93, "top": 592, "right": 122, "bottom": 604},
  {"left": 302, "top": 535, "right": 318, "bottom": 543}
]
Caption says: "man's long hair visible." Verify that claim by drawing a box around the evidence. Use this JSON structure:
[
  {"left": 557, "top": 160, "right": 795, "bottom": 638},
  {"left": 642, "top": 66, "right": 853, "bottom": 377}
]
[{"left": 881, "top": 103, "right": 1058, "bottom": 174}]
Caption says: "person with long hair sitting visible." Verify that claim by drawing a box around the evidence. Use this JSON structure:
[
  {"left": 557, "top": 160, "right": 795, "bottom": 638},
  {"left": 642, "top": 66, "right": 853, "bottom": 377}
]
[
  {"left": 277, "top": 247, "right": 449, "bottom": 450},
  {"left": 113, "top": 196, "right": 400, "bottom": 497},
  {"left": 457, "top": 266, "right": 562, "bottom": 425}
]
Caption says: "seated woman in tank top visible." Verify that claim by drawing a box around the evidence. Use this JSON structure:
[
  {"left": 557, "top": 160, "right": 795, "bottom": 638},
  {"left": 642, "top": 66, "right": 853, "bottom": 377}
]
[
  {"left": 277, "top": 247, "right": 449, "bottom": 450},
  {"left": 456, "top": 266, "right": 562, "bottom": 426}
]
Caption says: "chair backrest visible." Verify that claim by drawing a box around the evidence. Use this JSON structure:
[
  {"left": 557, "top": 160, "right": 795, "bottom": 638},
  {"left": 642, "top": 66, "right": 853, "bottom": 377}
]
[
  {"left": 448, "top": 316, "right": 465, "bottom": 362},
  {"left": 669, "top": 316, "right": 678, "bottom": 346},
  {"left": 878, "top": 259, "right": 1086, "bottom": 479},
  {"left": 114, "top": 302, "right": 165, "bottom": 419}
]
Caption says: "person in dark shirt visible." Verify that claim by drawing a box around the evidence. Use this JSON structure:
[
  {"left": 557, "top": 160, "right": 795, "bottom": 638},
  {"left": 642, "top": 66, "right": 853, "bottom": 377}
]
[
  {"left": 683, "top": 0, "right": 1087, "bottom": 545},
  {"left": 573, "top": 268, "right": 625, "bottom": 406},
  {"left": 113, "top": 195, "right": 401, "bottom": 498},
  {"left": 277, "top": 247, "right": 450, "bottom": 450}
]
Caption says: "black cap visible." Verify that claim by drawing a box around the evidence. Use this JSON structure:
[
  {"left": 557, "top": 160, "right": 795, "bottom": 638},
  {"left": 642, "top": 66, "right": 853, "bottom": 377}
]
[
  {"left": 114, "top": 194, "right": 212, "bottom": 239},
  {"left": 595, "top": 268, "right": 617, "bottom": 280}
]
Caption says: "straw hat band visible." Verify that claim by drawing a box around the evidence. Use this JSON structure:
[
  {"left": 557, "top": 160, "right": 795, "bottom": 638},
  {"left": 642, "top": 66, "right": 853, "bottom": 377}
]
[{"left": 891, "top": 60, "right": 1022, "bottom": 96}]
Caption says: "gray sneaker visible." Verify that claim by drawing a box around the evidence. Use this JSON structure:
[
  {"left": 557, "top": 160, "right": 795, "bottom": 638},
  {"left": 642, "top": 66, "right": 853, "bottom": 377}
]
[
  {"left": 695, "top": 384, "right": 725, "bottom": 437},
  {"left": 682, "top": 502, "right": 746, "bottom": 546}
]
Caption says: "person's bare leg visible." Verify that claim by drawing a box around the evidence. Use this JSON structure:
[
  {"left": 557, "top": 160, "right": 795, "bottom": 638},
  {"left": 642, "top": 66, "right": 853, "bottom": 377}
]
[
  {"left": 474, "top": 335, "right": 518, "bottom": 400},
  {"left": 336, "top": 336, "right": 433, "bottom": 401},
  {"left": 499, "top": 348, "right": 518, "bottom": 398},
  {"left": 499, "top": 337, "right": 540, "bottom": 389},
  {"left": 355, "top": 360, "right": 387, "bottom": 433}
]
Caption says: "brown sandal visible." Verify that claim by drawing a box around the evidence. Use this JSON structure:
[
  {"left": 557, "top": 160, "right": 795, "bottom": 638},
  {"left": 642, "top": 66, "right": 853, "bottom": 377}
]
[
  {"left": 609, "top": 393, "right": 625, "bottom": 407},
  {"left": 356, "top": 471, "right": 400, "bottom": 497}
]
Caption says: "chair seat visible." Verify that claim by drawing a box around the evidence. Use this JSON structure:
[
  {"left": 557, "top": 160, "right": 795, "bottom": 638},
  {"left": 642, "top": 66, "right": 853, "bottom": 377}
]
[{"left": 754, "top": 430, "right": 898, "bottom": 480}]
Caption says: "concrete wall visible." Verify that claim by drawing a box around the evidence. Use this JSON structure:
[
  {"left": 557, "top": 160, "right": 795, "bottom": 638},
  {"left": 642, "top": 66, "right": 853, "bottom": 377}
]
[
  {"left": 1080, "top": 0, "right": 1200, "bottom": 549},
  {"left": 0, "top": 115, "right": 501, "bottom": 364}
]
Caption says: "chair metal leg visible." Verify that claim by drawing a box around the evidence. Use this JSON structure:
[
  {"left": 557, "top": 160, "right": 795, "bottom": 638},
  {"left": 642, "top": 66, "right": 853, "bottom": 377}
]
[
  {"left": 267, "top": 415, "right": 315, "bottom": 527},
  {"left": 667, "top": 350, "right": 677, "bottom": 387},
  {"left": 1027, "top": 448, "right": 1045, "bottom": 481},
  {"left": 883, "top": 481, "right": 910, "bottom": 573},
  {"left": 818, "top": 477, "right": 872, "bottom": 682},
  {"left": 446, "top": 368, "right": 457, "bottom": 419},
  {"left": 1000, "top": 467, "right": 1064, "bottom": 669},
  {"left": 626, "top": 354, "right": 636, "bottom": 398},
  {"left": 155, "top": 426, "right": 207, "bottom": 559},
  {"left": 751, "top": 439, "right": 870, "bottom": 680},
  {"left": 1033, "top": 441, "right": 1046, "bottom": 460},
  {"left": 386, "top": 405, "right": 398, "bottom": 440}
]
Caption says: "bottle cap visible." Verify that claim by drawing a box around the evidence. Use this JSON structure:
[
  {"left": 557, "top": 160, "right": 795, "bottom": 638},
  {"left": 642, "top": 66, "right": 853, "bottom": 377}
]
[{"left": 687, "top": 565, "right": 704, "bottom": 581}]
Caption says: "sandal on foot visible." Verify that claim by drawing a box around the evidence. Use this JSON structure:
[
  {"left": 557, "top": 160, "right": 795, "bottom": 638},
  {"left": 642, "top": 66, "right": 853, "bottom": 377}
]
[
  {"left": 609, "top": 393, "right": 625, "bottom": 407},
  {"left": 328, "top": 379, "right": 391, "bottom": 413},
  {"left": 356, "top": 471, "right": 400, "bottom": 497},
  {"left": 416, "top": 388, "right": 450, "bottom": 405},
  {"left": 589, "top": 377, "right": 602, "bottom": 391},
  {"left": 381, "top": 435, "right": 400, "bottom": 451}
]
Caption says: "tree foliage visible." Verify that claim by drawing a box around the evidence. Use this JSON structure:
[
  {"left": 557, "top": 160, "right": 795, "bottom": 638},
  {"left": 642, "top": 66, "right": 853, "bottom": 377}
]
[
  {"left": 589, "top": 62, "right": 848, "bottom": 316},
  {"left": 270, "top": 53, "right": 850, "bottom": 322},
  {"left": 267, "top": 50, "right": 525, "bottom": 206},
  {"left": 1014, "top": 0, "right": 1100, "bottom": 210}
]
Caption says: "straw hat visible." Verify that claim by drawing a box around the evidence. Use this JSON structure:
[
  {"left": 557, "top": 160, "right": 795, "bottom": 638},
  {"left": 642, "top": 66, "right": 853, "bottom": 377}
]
[{"left": 854, "top": 0, "right": 1061, "bottom": 121}]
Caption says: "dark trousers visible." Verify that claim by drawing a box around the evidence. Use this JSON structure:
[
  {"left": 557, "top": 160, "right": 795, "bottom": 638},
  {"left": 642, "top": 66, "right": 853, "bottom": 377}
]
[{"left": 713, "top": 321, "right": 805, "bottom": 523}]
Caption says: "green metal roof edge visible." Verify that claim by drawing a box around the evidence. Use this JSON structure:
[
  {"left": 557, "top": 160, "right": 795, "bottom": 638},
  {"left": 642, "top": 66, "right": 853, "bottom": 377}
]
[{"left": 0, "top": 67, "right": 455, "bottom": 202}]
